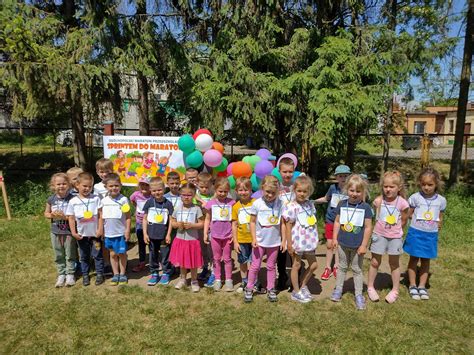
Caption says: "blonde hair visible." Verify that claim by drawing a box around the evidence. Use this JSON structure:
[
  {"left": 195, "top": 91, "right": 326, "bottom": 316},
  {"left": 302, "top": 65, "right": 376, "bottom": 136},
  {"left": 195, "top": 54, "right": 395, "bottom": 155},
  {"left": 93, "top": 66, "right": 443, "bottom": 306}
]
[
  {"left": 149, "top": 176, "right": 165, "bottom": 188},
  {"left": 66, "top": 167, "right": 83, "bottom": 176},
  {"left": 197, "top": 172, "right": 213, "bottom": 185},
  {"left": 278, "top": 157, "right": 295, "bottom": 169},
  {"left": 77, "top": 172, "right": 94, "bottom": 184},
  {"left": 344, "top": 174, "right": 367, "bottom": 201},
  {"left": 380, "top": 170, "right": 406, "bottom": 199},
  {"left": 214, "top": 176, "right": 230, "bottom": 191},
  {"left": 49, "top": 173, "right": 70, "bottom": 192},
  {"left": 180, "top": 182, "right": 197, "bottom": 195},
  {"left": 418, "top": 167, "right": 444, "bottom": 192},
  {"left": 293, "top": 175, "right": 314, "bottom": 197},
  {"left": 95, "top": 158, "right": 113, "bottom": 172},
  {"left": 235, "top": 177, "right": 252, "bottom": 191},
  {"left": 260, "top": 175, "right": 279, "bottom": 192}
]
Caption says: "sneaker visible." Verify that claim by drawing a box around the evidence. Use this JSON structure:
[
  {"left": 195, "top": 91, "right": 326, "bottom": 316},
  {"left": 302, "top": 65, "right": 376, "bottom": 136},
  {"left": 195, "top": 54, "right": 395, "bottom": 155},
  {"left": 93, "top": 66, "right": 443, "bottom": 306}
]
[
  {"left": 95, "top": 274, "right": 105, "bottom": 286},
  {"left": 118, "top": 275, "right": 128, "bottom": 285},
  {"left": 132, "top": 262, "right": 146, "bottom": 273},
  {"left": 321, "top": 267, "right": 332, "bottom": 281},
  {"left": 204, "top": 273, "right": 215, "bottom": 288},
  {"left": 418, "top": 287, "right": 429, "bottom": 300},
  {"left": 244, "top": 287, "right": 253, "bottom": 303},
  {"left": 385, "top": 289, "right": 399, "bottom": 304},
  {"left": 367, "top": 287, "right": 380, "bottom": 302},
  {"left": 82, "top": 275, "right": 90, "bottom": 286},
  {"left": 147, "top": 273, "right": 159, "bottom": 286},
  {"left": 330, "top": 288, "right": 343, "bottom": 302},
  {"left": 55, "top": 275, "right": 66, "bottom": 288},
  {"left": 237, "top": 280, "right": 247, "bottom": 293},
  {"left": 110, "top": 274, "right": 120, "bottom": 286},
  {"left": 198, "top": 267, "right": 209, "bottom": 281},
  {"left": 300, "top": 286, "right": 313, "bottom": 300},
  {"left": 65, "top": 274, "right": 76, "bottom": 287},
  {"left": 355, "top": 294, "right": 366, "bottom": 310},
  {"left": 409, "top": 286, "right": 421, "bottom": 300},
  {"left": 191, "top": 281, "right": 200, "bottom": 293},
  {"left": 332, "top": 266, "right": 338, "bottom": 279},
  {"left": 158, "top": 274, "right": 170, "bottom": 286},
  {"left": 224, "top": 279, "right": 234, "bottom": 292},
  {"left": 213, "top": 280, "right": 222, "bottom": 291},
  {"left": 267, "top": 288, "right": 278, "bottom": 302},
  {"left": 291, "top": 290, "right": 311, "bottom": 303},
  {"left": 175, "top": 278, "right": 186, "bottom": 290}
]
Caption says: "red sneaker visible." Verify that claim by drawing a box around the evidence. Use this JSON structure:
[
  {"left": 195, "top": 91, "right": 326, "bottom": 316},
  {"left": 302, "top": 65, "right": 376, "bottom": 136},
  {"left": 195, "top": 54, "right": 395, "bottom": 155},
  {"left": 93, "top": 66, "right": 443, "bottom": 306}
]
[
  {"left": 321, "top": 267, "right": 332, "bottom": 281},
  {"left": 132, "top": 262, "right": 146, "bottom": 272},
  {"left": 332, "top": 267, "right": 338, "bottom": 279}
]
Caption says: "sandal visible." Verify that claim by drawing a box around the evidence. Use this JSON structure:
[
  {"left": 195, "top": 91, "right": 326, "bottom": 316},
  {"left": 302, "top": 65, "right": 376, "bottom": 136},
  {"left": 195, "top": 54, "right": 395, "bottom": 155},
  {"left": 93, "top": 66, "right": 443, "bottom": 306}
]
[
  {"left": 418, "top": 287, "right": 429, "bottom": 300},
  {"left": 409, "top": 286, "right": 420, "bottom": 300},
  {"left": 367, "top": 287, "right": 380, "bottom": 302},
  {"left": 385, "top": 289, "right": 399, "bottom": 304}
]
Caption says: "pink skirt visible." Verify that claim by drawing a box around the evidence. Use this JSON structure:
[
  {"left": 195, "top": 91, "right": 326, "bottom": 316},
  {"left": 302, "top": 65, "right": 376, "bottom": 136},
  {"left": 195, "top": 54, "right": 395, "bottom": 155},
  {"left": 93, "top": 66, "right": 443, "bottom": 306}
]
[{"left": 169, "top": 238, "right": 203, "bottom": 269}]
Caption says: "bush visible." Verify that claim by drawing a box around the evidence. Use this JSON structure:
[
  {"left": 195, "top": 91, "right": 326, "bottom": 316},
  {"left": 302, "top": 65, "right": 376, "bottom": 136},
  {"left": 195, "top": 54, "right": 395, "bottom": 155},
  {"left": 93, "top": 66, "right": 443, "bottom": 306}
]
[{"left": 0, "top": 180, "right": 50, "bottom": 217}]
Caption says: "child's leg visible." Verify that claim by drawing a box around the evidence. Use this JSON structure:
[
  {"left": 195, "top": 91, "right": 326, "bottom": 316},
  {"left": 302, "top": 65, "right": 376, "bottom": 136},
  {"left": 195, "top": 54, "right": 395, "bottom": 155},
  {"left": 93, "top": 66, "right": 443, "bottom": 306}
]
[
  {"left": 351, "top": 250, "right": 364, "bottom": 296},
  {"left": 388, "top": 254, "right": 401, "bottom": 291},
  {"left": 65, "top": 236, "right": 78, "bottom": 275},
  {"left": 77, "top": 237, "right": 91, "bottom": 275},
  {"left": 334, "top": 246, "right": 349, "bottom": 291},
  {"left": 210, "top": 238, "right": 224, "bottom": 281},
  {"left": 119, "top": 254, "right": 127, "bottom": 275},
  {"left": 222, "top": 238, "right": 233, "bottom": 280},
  {"left": 277, "top": 249, "right": 288, "bottom": 284},
  {"left": 367, "top": 253, "right": 382, "bottom": 289},
  {"left": 240, "top": 263, "right": 248, "bottom": 280},
  {"left": 148, "top": 239, "right": 160, "bottom": 275},
  {"left": 91, "top": 237, "right": 104, "bottom": 275},
  {"left": 180, "top": 267, "right": 187, "bottom": 280},
  {"left": 265, "top": 246, "right": 280, "bottom": 290},
  {"left": 160, "top": 242, "right": 172, "bottom": 275},
  {"left": 110, "top": 250, "right": 120, "bottom": 275},
  {"left": 247, "top": 247, "right": 263, "bottom": 289},
  {"left": 291, "top": 254, "right": 302, "bottom": 292},
  {"left": 190, "top": 268, "right": 198, "bottom": 281},
  {"left": 301, "top": 254, "right": 318, "bottom": 288},
  {"left": 136, "top": 226, "right": 146, "bottom": 264},
  {"left": 407, "top": 256, "right": 419, "bottom": 287},
  {"left": 51, "top": 233, "right": 67, "bottom": 275},
  {"left": 418, "top": 258, "right": 430, "bottom": 288}
]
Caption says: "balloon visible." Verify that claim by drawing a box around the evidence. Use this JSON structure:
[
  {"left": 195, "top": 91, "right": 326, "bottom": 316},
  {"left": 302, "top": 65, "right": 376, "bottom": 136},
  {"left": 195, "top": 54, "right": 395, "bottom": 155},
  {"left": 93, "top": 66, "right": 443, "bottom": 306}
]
[
  {"left": 203, "top": 149, "right": 223, "bottom": 167},
  {"left": 178, "top": 134, "right": 195, "bottom": 154},
  {"left": 242, "top": 155, "right": 252, "bottom": 166},
  {"left": 228, "top": 175, "right": 236, "bottom": 190},
  {"left": 195, "top": 134, "right": 214, "bottom": 152},
  {"left": 185, "top": 150, "right": 203, "bottom": 168},
  {"left": 292, "top": 170, "right": 302, "bottom": 182},
  {"left": 217, "top": 171, "right": 228, "bottom": 177},
  {"left": 193, "top": 128, "right": 212, "bottom": 140},
  {"left": 271, "top": 167, "right": 283, "bottom": 182},
  {"left": 254, "top": 160, "right": 273, "bottom": 179},
  {"left": 214, "top": 157, "right": 228, "bottom": 172},
  {"left": 227, "top": 162, "right": 235, "bottom": 176},
  {"left": 232, "top": 161, "right": 252, "bottom": 178},
  {"left": 256, "top": 148, "right": 276, "bottom": 161},
  {"left": 212, "top": 142, "right": 224, "bottom": 154},
  {"left": 252, "top": 190, "right": 263, "bottom": 199},
  {"left": 277, "top": 153, "right": 298, "bottom": 168},
  {"left": 250, "top": 173, "right": 261, "bottom": 191},
  {"left": 248, "top": 155, "right": 261, "bottom": 170}
]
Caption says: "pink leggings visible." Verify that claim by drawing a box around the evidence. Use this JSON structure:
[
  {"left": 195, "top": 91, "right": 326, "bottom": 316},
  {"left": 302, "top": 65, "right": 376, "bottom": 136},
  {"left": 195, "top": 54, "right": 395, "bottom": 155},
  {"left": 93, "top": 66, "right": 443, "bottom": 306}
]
[
  {"left": 247, "top": 246, "right": 279, "bottom": 290},
  {"left": 210, "top": 237, "right": 233, "bottom": 280}
]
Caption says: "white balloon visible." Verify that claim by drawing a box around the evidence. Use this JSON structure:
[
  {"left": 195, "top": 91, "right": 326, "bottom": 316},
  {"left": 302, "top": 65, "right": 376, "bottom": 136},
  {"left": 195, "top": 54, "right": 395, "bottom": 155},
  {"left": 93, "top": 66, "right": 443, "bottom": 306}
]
[{"left": 195, "top": 134, "right": 213, "bottom": 152}]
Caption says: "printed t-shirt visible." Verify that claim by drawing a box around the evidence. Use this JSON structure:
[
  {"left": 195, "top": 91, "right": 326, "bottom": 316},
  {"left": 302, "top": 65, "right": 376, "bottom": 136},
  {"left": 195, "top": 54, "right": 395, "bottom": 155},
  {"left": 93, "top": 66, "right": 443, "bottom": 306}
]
[
  {"left": 335, "top": 200, "right": 373, "bottom": 248},
  {"left": 232, "top": 199, "right": 255, "bottom": 244},
  {"left": 373, "top": 196, "right": 409, "bottom": 238},
  {"left": 48, "top": 193, "right": 74, "bottom": 234},
  {"left": 100, "top": 194, "right": 129, "bottom": 237},
  {"left": 250, "top": 197, "right": 282, "bottom": 248},
  {"left": 282, "top": 200, "right": 319, "bottom": 253},
  {"left": 130, "top": 191, "right": 151, "bottom": 224},
  {"left": 408, "top": 192, "right": 447, "bottom": 233},
  {"left": 143, "top": 198, "right": 174, "bottom": 240},
  {"left": 66, "top": 194, "right": 101, "bottom": 237}
]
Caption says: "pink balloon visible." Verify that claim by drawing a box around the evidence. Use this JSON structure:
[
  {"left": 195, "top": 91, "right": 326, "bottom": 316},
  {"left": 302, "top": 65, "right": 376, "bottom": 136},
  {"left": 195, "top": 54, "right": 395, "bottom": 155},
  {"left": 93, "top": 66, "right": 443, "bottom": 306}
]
[
  {"left": 203, "top": 149, "right": 223, "bottom": 167},
  {"left": 277, "top": 153, "right": 298, "bottom": 168},
  {"left": 227, "top": 162, "right": 235, "bottom": 176}
]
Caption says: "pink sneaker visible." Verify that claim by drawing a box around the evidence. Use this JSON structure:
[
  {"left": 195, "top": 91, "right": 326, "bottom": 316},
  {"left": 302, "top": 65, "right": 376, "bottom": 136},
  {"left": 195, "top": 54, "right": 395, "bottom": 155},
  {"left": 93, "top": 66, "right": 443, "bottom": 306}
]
[
  {"left": 385, "top": 289, "right": 399, "bottom": 304},
  {"left": 367, "top": 287, "right": 379, "bottom": 302}
]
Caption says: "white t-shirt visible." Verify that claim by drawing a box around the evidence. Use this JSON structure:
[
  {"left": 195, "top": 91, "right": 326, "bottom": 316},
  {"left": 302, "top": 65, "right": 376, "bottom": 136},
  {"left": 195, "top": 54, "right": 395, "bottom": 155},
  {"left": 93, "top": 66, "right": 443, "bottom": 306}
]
[
  {"left": 250, "top": 197, "right": 282, "bottom": 248},
  {"left": 93, "top": 182, "right": 108, "bottom": 199},
  {"left": 66, "top": 194, "right": 101, "bottom": 237},
  {"left": 100, "top": 194, "right": 129, "bottom": 237}
]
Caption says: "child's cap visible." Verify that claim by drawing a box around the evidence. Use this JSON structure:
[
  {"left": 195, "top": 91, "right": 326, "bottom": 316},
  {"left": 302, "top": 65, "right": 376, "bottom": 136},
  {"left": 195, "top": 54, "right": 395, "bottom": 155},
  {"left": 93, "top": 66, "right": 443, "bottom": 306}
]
[
  {"left": 139, "top": 177, "right": 150, "bottom": 185},
  {"left": 334, "top": 165, "right": 351, "bottom": 175}
]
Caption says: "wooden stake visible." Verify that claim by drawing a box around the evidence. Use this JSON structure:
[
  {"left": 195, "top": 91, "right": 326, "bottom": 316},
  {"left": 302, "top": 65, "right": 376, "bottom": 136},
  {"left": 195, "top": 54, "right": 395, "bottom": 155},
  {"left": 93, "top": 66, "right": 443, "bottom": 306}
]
[{"left": 0, "top": 171, "right": 12, "bottom": 220}]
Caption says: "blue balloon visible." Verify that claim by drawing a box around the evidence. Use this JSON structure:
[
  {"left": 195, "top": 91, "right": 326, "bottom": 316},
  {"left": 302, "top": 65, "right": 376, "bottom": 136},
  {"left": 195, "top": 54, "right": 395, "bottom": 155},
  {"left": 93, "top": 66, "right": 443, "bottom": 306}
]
[{"left": 292, "top": 171, "right": 302, "bottom": 182}]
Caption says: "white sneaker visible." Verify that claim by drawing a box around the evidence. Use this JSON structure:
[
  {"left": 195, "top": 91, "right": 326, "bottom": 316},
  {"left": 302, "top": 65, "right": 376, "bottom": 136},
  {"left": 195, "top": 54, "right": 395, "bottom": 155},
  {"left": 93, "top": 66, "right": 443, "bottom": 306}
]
[
  {"left": 191, "top": 281, "right": 200, "bottom": 293},
  {"left": 175, "top": 278, "right": 186, "bottom": 290},
  {"left": 224, "top": 279, "right": 234, "bottom": 292},
  {"left": 55, "top": 275, "right": 66, "bottom": 288},
  {"left": 213, "top": 280, "right": 222, "bottom": 291},
  {"left": 65, "top": 274, "right": 76, "bottom": 287}
]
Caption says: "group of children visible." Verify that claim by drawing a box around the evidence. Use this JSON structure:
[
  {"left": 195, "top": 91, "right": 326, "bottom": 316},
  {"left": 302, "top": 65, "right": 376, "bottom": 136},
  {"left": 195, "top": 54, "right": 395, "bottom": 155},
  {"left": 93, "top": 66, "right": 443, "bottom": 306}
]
[{"left": 46, "top": 156, "right": 446, "bottom": 310}]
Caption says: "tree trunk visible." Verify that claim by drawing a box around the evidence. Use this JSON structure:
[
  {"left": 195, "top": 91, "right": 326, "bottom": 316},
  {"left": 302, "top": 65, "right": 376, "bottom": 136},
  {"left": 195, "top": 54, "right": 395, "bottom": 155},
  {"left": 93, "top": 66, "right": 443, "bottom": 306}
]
[
  {"left": 71, "top": 95, "right": 87, "bottom": 169},
  {"left": 449, "top": 4, "right": 473, "bottom": 186},
  {"left": 345, "top": 129, "right": 357, "bottom": 169},
  {"left": 111, "top": 73, "right": 122, "bottom": 124},
  {"left": 137, "top": 71, "right": 150, "bottom": 135}
]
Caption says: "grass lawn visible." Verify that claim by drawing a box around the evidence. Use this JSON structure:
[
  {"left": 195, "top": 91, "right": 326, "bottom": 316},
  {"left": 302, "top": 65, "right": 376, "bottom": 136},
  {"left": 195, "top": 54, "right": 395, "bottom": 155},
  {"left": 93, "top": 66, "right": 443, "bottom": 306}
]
[{"left": 0, "top": 190, "right": 472, "bottom": 353}]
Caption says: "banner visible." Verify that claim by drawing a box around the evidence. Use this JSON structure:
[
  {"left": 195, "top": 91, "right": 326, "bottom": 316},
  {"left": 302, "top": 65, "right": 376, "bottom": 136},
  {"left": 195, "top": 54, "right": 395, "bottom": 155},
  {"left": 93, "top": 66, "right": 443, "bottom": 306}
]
[{"left": 103, "top": 136, "right": 186, "bottom": 186}]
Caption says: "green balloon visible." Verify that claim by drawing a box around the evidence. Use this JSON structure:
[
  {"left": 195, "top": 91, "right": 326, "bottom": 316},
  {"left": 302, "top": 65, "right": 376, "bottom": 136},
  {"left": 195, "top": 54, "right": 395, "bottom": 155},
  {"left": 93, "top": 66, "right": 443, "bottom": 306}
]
[
  {"left": 250, "top": 173, "right": 261, "bottom": 191},
  {"left": 271, "top": 167, "right": 282, "bottom": 182},
  {"left": 214, "top": 157, "right": 229, "bottom": 172},
  {"left": 185, "top": 150, "right": 203, "bottom": 168},
  {"left": 178, "top": 134, "right": 195, "bottom": 154},
  {"left": 248, "top": 155, "right": 261, "bottom": 170},
  {"left": 228, "top": 175, "right": 236, "bottom": 190},
  {"left": 242, "top": 156, "right": 252, "bottom": 165}
]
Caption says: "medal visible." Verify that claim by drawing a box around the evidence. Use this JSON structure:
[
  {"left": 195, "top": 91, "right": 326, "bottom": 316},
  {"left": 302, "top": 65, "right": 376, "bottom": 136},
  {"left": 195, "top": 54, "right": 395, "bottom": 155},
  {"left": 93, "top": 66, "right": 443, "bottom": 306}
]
[
  {"left": 121, "top": 204, "right": 130, "bottom": 213},
  {"left": 343, "top": 222, "right": 354, "bottom": 232},
  {"left": 268, "top": 215, "right": 278, "bottom": 224},
  {"left": 155, "top": 214, "right": 164, "bottom": 223},
  {"left": 220, "top": 208, "right": 229, "bottom": 218},
  {"left": 385, "top": 215, "right": 396, "bottom": 225},
  {"left": 83, "top": 210, "right": 93, "bottom": 219},
  {"left": 246, "top": 215, "right": 251, "bottom": 223},
  {"left": 423, "top": 211, "right": 433, "bottom": 221},
  {"left": 307, "top": 215, "right": 316, "bottom": 226},
  {"left": 382, "top": 196, "right": 399, "bottom": 226}
]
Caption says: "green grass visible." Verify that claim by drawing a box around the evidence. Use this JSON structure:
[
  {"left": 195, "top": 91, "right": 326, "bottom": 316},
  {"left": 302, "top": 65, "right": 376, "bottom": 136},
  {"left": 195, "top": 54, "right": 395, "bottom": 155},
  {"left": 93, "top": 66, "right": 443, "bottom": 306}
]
[{"left": 0, "top": 190, "right": 472, "bottom": 352}]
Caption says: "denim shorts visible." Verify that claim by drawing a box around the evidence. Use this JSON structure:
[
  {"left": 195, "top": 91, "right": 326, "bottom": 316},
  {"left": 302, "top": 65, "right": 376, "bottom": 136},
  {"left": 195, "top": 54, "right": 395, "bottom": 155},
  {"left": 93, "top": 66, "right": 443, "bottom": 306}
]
[
  {"left": 104, "top": 236, "right": 127, "bottom": 254},
  {"left": 237, "top": 243, "right": 252, "bottom": 264}
]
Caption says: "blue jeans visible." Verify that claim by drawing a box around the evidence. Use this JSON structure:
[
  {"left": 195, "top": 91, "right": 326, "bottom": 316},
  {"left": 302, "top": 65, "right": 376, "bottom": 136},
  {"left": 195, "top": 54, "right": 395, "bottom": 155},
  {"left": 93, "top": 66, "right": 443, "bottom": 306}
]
[
  {"left": 136, "top": 224, "right": 147, "bottom": 263},
  {"left": 78, "top": 237, "right": 104, "bottom": 275}
]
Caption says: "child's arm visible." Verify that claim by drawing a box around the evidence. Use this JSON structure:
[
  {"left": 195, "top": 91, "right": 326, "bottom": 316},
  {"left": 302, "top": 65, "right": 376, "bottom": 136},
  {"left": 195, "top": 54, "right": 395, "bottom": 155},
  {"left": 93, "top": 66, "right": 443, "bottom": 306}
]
[
  {"left": 203, "top": 213, "right": 211, "bottom": 244},
  {"left": 438, "top": 211, "right": 444, "bottom": 231},
  {"left": 193, "top": 216, "right": 205, "bottom": 229},
  {"left": 401, "top": 207, "right": 409, "bottom": 228},
  {"left": 332, "top": 215, "right": 341, "bottom": 250},
  {"left": 250, "top": 215, "right": 257, "bottom": 248},
  {"left": 171, "top": 216, "right": 180, "bottom": 229},
  {"left": 68, "top": 215, "right": 81, "bottom": 240},
  {"left": 143, "top": 214, "right": 150, "bottom": 244},
  {"left": 357, "top": 218, "right": 373, "bottom": 256},
  {"left": 314, "top": 196, "right": 329, "bottom": 204},
  {"left": 124, "top": 211, "right": 131, "bottom": 241},
  {"left": 165, "top": 216, "right": 173, "bottom": 244},
  {"left": 232, "top": 220, "right": 240, "bottom": 252},
  {"left": 408, "top": 207, "right": 415, "bottom": 219},
  {"left": 284, "top": 220, "right": 294, "bottom": 254},
  {"left": 96, "top": 208, "right": 103, "bottom": 238},
  {"left": 44, "top": 203, "right": 53, "bottom": 219}
]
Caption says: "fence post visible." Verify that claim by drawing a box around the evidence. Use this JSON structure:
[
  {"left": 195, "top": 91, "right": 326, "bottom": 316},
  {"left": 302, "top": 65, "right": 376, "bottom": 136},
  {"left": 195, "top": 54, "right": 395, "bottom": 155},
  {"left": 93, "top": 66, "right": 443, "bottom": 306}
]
[
  {"left": 103, "top": 121, "right": 114, "bottom": 136},
  {"left": 421, "top": 133, "right": 431, "bottom": 168}
]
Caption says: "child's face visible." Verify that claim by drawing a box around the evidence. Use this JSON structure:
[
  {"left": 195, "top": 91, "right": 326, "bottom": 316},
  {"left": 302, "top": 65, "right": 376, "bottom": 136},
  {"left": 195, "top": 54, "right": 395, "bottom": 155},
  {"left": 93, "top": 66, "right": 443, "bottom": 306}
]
[
  {"left": 420, "top": 175, "right": 436, "bottom": 197},
  {"left": 167, "top": 179, "right": 180, "bottom": 194},
  {"left": 263, "top": 187, "right": 278, "bottom": 202},
  {"left": 77, "top": 179, "right": 93, "bottom": 197},
  {"left": 347, "top": 185, "right": 363, "bottom": 202},
  {"left": 180, "top": 188, "right": 194, "bottom": 205},
  {"left": 279, "top": 163, "right": 294, "bottom": 185},
  {"left": 150, "top": 183, "right": 165, "bottom": 200},
  {"left": 237, "top": 185, "right": 251, "bottom": 201},
  {"left": 53, "top": 177, "right": 69, "bottom": 196},
  {"left": 185, "top": 171, "right": 198, "bottom": 185},
  {"left": 383, "top": 178, "right": 400, "bottom": 200},
  {"left": 105, "top": 180, "right": 121, "bottom": 198},
  {"left": 336, "top": 174, "right": 349, "bottom": 187},
  {"left": 139, "top": 183, "right": 150, "bottom": 195},
  {"left": 295, "top": 185, "right": 310, "bottom": 203},
  {"left": 67, "top": 173, "right": 80, "bottom": 188},
  {"left": 198, "top": 181, "right": 212, "bottom": 196},
  {"left": 215, "top": 186, "right": 229, "bottom": 200},
  {"left": 97, "top": 169, "right": 112, "bottom": 181}
]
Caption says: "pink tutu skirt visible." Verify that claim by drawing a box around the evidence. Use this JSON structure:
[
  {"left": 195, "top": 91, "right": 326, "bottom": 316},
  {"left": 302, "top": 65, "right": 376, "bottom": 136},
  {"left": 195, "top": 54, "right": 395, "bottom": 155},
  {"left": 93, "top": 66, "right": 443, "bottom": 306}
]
[{"left": 169, "top": 238, "right": 203, "bottom": 269}]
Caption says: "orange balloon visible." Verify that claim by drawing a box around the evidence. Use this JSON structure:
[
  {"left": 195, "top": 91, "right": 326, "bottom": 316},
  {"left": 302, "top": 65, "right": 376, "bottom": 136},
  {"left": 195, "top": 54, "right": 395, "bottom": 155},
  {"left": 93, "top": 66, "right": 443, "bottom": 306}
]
[
  {"left": 232, "top": 161, "right": 252, "bottom": 178},
  {"left": 212, "top": 142, "right": 224, "bottom": 154}
]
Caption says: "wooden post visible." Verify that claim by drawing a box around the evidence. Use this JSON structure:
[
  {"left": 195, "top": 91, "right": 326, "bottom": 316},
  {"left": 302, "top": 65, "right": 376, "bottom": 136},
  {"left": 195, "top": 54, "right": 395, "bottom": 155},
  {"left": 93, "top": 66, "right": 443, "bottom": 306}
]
[
  {"left": 421, "top": 134, "right": 431, "bottom": 168},
  {"left": 0, "top": 171, "right": 12, "bottom": 220}
]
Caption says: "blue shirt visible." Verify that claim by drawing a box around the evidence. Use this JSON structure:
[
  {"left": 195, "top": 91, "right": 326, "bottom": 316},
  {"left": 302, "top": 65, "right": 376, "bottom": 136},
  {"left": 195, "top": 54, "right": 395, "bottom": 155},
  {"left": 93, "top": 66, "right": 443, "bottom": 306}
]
[
  {"left": 335, "top": 200, "right": 373, "bottom": 248},
  {"left": 143, "top": 198, "right": 173, "bottom": 240},
  {"left": 325, "top": 184, "right": 348, "bottom": 223}
]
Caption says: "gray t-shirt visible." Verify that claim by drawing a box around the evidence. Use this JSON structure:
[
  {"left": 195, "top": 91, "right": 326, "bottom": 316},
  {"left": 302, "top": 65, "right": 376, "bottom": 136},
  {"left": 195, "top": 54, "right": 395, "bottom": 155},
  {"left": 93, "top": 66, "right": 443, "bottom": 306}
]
[
  {"left": 47, "top": 193, "right": 74, "bottom": 235},
  {"left": 335, "top": 200, "right": 373, "bottom": 248},
  {"left": 408, "top": 192, "right": 447, "bottom": 233},
  {"left": 172, "top": 205, "right": 203, "bottom": 241}
]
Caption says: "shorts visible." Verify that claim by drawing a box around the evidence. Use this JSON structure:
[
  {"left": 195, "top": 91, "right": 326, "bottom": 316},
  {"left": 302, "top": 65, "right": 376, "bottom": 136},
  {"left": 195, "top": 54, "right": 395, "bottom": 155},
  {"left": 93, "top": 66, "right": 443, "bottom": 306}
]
[
  {"left": 104, "top": 236, "right": 127, "bottom": 254},
  {"left": 324, "top": 222, "right": 334, "bottom": 240},
  {"left": 370, "top": 234, "right": 403, "bottom": 255},
  {"left": 237, "top": 243, "right": 252, "bottom": 264},
  {"left": 294, "top": 249, "right": 317, "bottom": 256}
]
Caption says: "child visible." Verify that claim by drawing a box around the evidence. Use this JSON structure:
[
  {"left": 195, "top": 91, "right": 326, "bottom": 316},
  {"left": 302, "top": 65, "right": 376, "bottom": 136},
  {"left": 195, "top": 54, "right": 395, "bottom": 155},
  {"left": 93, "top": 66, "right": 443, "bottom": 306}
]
[
  {"left": 282, "top": 176, "right": 319, "bottom": 303},
  {"left": 367, "top": 171, "right": 409, "bottom": 303},
  {"left": 185, "top": 168, "right": 199, "bottom": 185},
  {"left": 232, "top": 177, "right": 255, "bottom": 292},
  {"left": 66, "top": 167, "right": 83, "bottom": 196},
  {"left": 244, "top": 176, "right": 283, "bottom": 303},
  {"left": 94, "top": 158, "right": 114, "bottom": 198},
  {"left": 195, "top": 172, "right": 214, "bottom": 206},
  {"left": 165, "top": 171, "right": 182, "bottom": 210},
  {"left": 44, "top": 173, "right": 77, "bottom": 287},
  {"left": 330, "top": 174, "right": 373, "bottom": 310},
  {"left": 130, "top": 177, "right": 151, "bottom": 272},
  {"left": 203, "top": 177, "right": 235, "bottom": 291},
  {"left": 315, "top": 164, "right": 351, "bottom": 281},
  {"left": 66, "top": 172, "right": 104, "bottom": 286},
  {"left": 403, "top": 167, "right": 446, "bottom": 301},
  {"left": 143, "top": 177, "right": 174, "bottom": 286},
  {"left": 99, "top": 173, "right": 131, "bottom": 285},
  {"left": 169, "top": 183, "right": 205, "bottom": 292}
]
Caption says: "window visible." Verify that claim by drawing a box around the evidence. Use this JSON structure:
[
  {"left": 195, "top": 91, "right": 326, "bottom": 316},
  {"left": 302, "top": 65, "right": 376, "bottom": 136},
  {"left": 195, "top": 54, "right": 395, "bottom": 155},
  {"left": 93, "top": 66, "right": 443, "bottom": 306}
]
[
  {"left": 414, "top": 121, "right": 426, "bottom": 134},
  {"left": 449, "top": 119, "right": 454, "bottom": 133}
]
